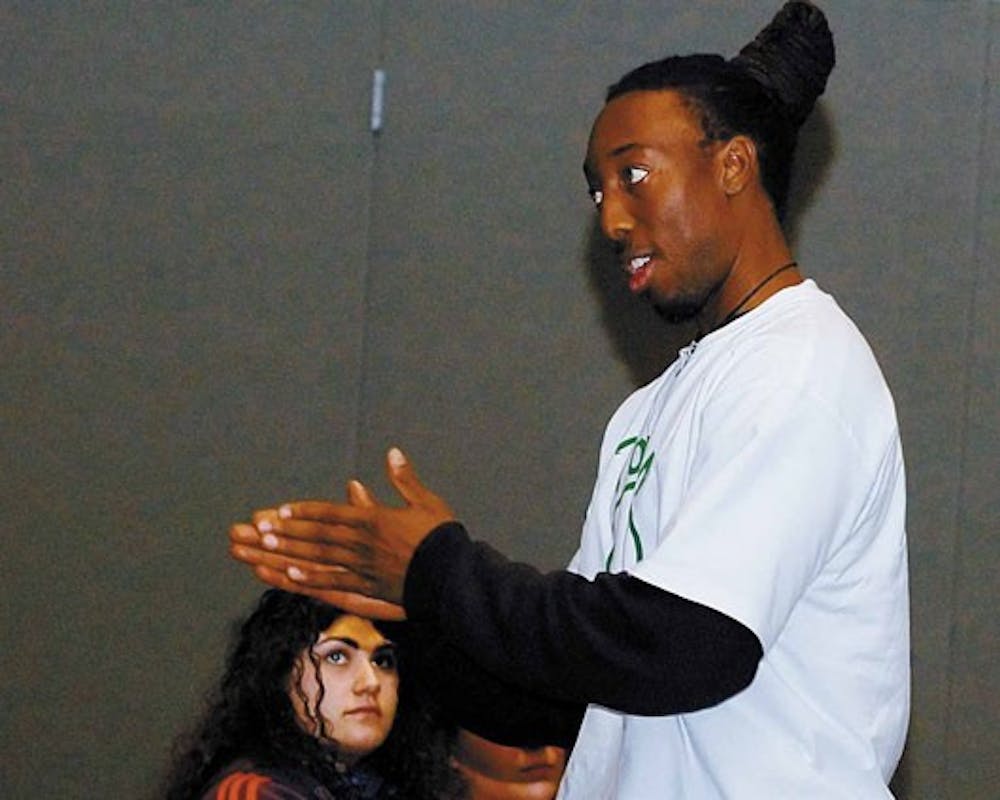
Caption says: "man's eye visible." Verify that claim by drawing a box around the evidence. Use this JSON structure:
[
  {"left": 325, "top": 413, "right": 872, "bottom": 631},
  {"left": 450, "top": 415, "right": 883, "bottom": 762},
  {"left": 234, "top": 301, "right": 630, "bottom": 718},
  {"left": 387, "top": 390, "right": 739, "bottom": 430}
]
[
  {"left": 589, "top": 188, "right": 604, "bottom": 208},
  {"left": 623, "top": 166, "right": 649, "bottom": 185}
]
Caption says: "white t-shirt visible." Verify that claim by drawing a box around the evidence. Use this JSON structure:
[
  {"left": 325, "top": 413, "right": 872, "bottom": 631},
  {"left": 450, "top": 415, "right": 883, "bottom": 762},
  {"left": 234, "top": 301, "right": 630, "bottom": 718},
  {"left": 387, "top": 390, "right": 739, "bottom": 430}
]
[{"left": 559, "top": 281, "right": 909, "bottom": 799}]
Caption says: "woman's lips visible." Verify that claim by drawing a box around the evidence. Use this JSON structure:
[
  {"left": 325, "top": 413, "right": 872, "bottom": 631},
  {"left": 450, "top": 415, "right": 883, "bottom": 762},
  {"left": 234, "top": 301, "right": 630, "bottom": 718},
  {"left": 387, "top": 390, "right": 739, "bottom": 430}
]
[{"left": 345, "top": 706, "right": 380, "bottom": 717}]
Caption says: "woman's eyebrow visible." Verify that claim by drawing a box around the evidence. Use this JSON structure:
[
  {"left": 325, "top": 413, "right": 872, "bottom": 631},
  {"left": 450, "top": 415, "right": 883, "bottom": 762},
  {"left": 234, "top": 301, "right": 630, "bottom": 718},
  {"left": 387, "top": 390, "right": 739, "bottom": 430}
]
[
  {"left": 318, "top": 636, "right": 395, "bottom": 651},
  {"left": 320, "top": 636, "right": 359, "bottom": 648}
]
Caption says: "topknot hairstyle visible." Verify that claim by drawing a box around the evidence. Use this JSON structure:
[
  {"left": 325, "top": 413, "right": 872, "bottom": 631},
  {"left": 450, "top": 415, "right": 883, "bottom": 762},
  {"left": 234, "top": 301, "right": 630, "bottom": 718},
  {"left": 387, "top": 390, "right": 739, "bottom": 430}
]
[
  {"left": 732, "top": 0, "right": 835, "bottom": 128},
  {"left": 606, "top": 1, "right": 835, "bottom": 220}
]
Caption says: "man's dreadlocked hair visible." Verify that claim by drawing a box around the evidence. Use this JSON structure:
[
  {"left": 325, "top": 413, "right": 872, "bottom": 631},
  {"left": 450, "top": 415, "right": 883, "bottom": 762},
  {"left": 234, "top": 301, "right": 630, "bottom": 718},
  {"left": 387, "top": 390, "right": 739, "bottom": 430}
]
[
  {"left": 607, "top": 1, "right": 835, "bottom": 221},
  {"left": 161, "top": 589, "right": 464, "bottom": 799}
]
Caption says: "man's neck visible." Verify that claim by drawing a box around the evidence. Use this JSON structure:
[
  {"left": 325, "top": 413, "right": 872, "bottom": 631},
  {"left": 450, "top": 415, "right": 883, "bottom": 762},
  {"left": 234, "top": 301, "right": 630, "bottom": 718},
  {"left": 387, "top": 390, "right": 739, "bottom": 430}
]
[{"left": 696, "top": 210, "right": 797, "bottom": 334}]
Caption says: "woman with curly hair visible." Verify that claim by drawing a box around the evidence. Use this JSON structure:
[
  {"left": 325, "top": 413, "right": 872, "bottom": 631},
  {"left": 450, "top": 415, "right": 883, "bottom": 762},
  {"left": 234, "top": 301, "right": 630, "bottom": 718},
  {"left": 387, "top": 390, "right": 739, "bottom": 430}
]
[{"left": 163, "top": 589, "right": 464, "bottom": 799}]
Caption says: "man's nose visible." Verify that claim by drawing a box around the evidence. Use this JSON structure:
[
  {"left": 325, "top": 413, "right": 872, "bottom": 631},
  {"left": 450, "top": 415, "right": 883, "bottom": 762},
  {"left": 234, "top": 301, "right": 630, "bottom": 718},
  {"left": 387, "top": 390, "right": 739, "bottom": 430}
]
[{"left": 599, "top": 190, "right": 633, "bottom": 244}]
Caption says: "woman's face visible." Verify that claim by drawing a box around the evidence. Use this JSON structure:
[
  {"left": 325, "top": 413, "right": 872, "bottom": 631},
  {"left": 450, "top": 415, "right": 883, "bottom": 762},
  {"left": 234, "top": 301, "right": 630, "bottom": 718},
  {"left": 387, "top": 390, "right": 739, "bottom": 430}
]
[
  {"left": 454, "top": 729, "right": 567, "bottom": 800},
  {"left": 289, "top": 614, "right": 399, "bottom": 764}
]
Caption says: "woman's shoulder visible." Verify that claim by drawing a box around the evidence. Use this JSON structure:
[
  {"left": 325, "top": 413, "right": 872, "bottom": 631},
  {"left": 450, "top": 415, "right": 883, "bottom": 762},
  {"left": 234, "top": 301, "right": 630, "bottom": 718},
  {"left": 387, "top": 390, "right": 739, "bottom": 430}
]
[{"left": 201, "top": 759, "right": 335, "bottom": 800}]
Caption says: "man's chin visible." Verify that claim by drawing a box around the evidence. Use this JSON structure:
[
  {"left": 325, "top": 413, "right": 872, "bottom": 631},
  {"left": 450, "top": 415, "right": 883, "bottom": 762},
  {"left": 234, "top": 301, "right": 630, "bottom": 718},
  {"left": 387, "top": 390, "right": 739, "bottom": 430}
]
[{"left": 650, "top": 296, "right": 705, "bottom": 325}]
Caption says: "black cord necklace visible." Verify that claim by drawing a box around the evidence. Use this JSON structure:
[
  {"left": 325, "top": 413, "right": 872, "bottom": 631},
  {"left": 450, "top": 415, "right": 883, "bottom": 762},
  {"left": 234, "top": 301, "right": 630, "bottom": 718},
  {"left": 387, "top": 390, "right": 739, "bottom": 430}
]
[{"left": 711, "top": 260, "right": 798, "bottom": 333}]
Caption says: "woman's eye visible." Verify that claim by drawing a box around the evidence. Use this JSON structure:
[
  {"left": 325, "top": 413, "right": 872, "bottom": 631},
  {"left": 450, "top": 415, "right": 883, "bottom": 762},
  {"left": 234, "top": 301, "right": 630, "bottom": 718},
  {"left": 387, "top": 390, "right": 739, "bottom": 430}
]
[
  {"left": 373, "top": 650, "right": 398, "bottom": 671},
  {"left": 623, "top": 166, "right": 649, "bottom": 186},
  {"left": 325, "top": 650, "right": 348, "bottom": 665}
]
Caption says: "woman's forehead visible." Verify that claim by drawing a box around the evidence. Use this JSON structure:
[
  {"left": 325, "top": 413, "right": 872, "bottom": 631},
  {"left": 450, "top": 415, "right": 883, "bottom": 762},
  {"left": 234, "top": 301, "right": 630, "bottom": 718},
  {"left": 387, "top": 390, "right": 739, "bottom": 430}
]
[{"left": 319, "top": 615, "right": 391, "bottom": 650}]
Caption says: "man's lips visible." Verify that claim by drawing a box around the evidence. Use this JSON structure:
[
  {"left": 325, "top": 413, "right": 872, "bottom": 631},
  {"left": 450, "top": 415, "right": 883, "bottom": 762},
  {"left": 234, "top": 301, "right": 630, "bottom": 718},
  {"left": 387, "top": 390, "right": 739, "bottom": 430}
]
[
  {"left": 626, "top": 254, "right": 652, "bottom": 274},
  {"left": 624, "top": 253, "right": 654, "bottom": 293}
]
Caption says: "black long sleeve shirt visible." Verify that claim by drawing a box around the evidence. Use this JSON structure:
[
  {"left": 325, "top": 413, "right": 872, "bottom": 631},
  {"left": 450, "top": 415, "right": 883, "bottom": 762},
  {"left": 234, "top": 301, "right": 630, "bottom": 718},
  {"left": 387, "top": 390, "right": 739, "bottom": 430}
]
[{"left": 402, "top": 522, "right": 763, "bottom": 748}]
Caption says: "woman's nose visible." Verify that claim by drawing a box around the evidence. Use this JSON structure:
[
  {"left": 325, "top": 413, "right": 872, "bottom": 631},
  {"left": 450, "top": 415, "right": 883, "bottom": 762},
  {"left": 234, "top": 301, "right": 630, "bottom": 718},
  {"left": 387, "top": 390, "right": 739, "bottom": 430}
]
[{"left": 353, "top": 660, "right": 380, "bottom": 694}]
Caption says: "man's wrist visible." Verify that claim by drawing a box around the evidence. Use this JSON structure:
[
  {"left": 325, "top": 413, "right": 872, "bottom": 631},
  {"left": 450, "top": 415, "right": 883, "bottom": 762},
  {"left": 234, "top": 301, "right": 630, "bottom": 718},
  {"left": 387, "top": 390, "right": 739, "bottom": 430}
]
[{"left": 401, "top": 520, "right": 470, "bottom": 621}]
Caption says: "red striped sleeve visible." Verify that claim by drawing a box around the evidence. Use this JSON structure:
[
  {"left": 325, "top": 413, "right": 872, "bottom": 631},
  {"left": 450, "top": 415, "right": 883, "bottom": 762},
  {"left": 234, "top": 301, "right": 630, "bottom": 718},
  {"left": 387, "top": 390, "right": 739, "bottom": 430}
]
[{"left": 211, "top": 771, "right": 271, "bottom": 800}]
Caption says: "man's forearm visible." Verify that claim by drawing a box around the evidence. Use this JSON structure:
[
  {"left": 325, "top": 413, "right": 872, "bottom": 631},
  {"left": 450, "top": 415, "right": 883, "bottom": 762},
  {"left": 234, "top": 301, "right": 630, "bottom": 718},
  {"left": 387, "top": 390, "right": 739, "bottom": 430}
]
[{"left": 404, "top": 522, "right": 763, "bottom": 716}]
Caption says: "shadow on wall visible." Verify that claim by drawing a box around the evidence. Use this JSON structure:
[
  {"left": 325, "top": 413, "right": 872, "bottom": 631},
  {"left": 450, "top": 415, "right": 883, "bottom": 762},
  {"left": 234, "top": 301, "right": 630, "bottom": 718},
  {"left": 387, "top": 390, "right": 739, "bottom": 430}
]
[
  {"left": 785, "top": 103, "right": 837, "bottom": 248},
  {"left": 580, "top": 101, "right": 837, "bottom": 389}
]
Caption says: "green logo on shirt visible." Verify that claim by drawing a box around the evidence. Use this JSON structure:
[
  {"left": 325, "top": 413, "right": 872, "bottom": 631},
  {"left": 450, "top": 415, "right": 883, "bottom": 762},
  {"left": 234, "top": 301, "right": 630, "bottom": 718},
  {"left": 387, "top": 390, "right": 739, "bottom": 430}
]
[{"left": 606, "top": 435, "right": 654, "bottom": 570}]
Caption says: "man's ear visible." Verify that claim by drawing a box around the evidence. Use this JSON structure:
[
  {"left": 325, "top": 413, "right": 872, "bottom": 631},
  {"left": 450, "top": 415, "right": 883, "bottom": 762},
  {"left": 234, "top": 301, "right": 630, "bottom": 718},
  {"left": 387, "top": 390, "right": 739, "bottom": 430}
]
[{"left": 719, "top": 135, "right": 758, "bottom": 196}]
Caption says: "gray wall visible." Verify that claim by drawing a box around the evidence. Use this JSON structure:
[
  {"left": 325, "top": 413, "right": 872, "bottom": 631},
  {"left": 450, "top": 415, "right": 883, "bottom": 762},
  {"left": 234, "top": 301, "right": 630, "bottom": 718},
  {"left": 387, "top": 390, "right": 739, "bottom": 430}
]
[{"left": 3, "top": 2, "right": 998, "bottom": 797}]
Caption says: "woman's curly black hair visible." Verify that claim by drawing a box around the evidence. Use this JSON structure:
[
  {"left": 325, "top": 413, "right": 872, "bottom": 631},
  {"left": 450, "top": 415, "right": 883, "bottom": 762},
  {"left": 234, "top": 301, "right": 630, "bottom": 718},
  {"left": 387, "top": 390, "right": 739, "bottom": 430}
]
[{"left": 162, "top": 589, "right": 465, "bottom": 799}]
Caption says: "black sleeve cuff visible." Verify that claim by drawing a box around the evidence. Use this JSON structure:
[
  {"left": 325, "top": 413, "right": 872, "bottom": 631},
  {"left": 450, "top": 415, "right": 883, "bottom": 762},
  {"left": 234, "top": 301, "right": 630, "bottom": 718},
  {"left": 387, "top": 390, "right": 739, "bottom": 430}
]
[{"left": 403, "top": 521, "right": 471, "bottom": 624}]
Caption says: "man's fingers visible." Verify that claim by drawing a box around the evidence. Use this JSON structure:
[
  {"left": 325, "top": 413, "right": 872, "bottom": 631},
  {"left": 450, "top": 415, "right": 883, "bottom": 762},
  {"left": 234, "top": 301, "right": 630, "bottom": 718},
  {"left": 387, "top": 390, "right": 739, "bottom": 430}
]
[
  {"left": 258, "top": 531, "right": 366, "bottom": 569},
  {"left": 251, "top": 564, "right": 295, "bottom": 591},
  {"left": 256, "top": 501, "right": 370, "bottom": 526},
  {"left": 232, "top": 544, "right": 375, "bottom": 594},
  {"left": 230, "top": 522, "right": 260, "bottom": 545},
  {"left": 325, "top": 594, "right": 406, "bottom": 621},
  {"left": 347, "top": 479, "right": 377, "bottom": 509},
  {"left": 251, "top": 566, "right": 406, "bottom": 621},
  {"left": 282, "top": 562, "right": 372, "bottom": 593},
  {"left": 229, "top": 542, "right": 347, "bottom": 578},
  {"left": 255, "top": 515, "right": 368, "bottom": 550},
  {"left": 235, "top": 518, "right": 368, "bottom": 569}
]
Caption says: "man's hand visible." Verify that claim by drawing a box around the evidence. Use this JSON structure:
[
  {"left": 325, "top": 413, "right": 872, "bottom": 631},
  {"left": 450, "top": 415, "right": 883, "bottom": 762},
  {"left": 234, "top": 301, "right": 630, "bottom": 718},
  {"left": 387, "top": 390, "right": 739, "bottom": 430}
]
[{"left": 228, "top": 448, "right": 454, "bottom": 619}]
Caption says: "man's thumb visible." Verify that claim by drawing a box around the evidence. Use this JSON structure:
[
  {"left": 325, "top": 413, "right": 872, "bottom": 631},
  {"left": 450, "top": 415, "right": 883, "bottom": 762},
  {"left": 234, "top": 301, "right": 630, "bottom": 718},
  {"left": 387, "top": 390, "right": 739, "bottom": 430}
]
[{"left": 387, "top": 447, "right": 425, "bottom": 504}]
